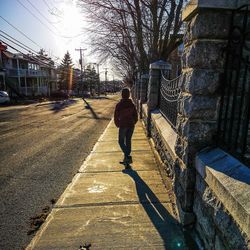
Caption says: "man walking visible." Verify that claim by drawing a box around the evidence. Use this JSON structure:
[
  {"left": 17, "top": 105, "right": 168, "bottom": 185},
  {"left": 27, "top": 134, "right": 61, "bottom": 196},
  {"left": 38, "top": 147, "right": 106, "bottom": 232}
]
[{"left": 114, "top": 88, "right": 138, "bottom": 166}]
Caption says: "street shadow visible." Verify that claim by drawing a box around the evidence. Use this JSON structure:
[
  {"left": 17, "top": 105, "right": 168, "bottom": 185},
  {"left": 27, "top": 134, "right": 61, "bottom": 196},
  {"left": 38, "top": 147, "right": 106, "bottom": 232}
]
[
  {"left": 122, "top": 168, "right": 194, "bottom": 249},
  {"left": 50, "top": 99, "right": 77, "bottom": 113},
  {"left": 82, "top": 98, "right": 99, "bottom": 119},
  {"left": 77, "top": 115, "right": 110, "bottom": 120},
  {"left": 91, "top": 96, "right": 111, "bottom": 100}
]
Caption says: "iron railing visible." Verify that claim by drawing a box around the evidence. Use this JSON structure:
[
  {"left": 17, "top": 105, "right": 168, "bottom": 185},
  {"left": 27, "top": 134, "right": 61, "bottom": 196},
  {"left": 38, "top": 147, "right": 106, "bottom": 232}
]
[
  {"left": 159, "top": 72, "right": 182, "bottom": 127},
  {"left": 5, "top": 68, "right": 49, "bottom": 77},
  {"left": 217, "top": 5, "right": 250, "bottom": 166}
]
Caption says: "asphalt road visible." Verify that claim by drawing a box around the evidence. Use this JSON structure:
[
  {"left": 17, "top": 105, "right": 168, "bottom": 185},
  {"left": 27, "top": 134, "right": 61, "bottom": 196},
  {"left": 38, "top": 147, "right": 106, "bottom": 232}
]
[{"left": 0, "top": 96, "right": 118, "bottom": 250}]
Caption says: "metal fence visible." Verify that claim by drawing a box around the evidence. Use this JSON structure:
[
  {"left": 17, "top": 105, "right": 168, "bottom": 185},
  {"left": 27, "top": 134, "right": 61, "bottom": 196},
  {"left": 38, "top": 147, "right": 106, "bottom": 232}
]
[
  {"left": 217, "top": 5, "right": 250, "bottom": 166},
  {"left": 159, "top": 72, "right": 182, "bottom": 127}
]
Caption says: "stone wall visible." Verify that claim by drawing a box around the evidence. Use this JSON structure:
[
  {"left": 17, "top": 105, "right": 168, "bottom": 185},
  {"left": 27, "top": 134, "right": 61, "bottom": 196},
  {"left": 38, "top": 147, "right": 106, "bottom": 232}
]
[
  {"left": 194, "top": 176, "right": 249, "bottom": 250},
  {"left": 195, "top": 148, "right": 250, "bottom": 250},
  {"left": 179, "top": 1, "right": 250, "bottom": 248},
  {"left": 139, "top": 0, "right": 250, "bottom": 249}
]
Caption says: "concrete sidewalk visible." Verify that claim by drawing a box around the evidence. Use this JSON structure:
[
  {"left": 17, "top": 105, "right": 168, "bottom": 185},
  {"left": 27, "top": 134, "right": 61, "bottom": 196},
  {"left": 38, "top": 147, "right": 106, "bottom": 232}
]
[{"left": 27, "top": 120, "right": 189, "bottom": 250}]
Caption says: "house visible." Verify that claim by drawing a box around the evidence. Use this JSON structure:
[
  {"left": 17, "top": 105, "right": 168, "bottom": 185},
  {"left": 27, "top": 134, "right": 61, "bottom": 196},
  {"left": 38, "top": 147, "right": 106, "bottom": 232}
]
[
  {"left": 0, "top": 42, "right": 7, "bottom": 90},
  {"left": 0, "top": 42, "right": 57, "bottom": 97}
]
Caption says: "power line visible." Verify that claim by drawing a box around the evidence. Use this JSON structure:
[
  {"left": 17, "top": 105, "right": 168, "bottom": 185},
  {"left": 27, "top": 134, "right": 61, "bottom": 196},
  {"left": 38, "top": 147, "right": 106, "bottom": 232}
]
[
  {"left": 16, "top": 0, "right": 59, "bottom": 37},
  {"left": 16, "top": 0, "right": 84, "bottom": 39},
  {"left": 0, "top": 33, "right": 60, "bottom": 68},
  {"left": 0, "top": 33, "right": 36, "bottom": 55},
  {"left": 0, "top": 30, "right": 39, "bottom": 55},
  {"left": 0, "top": 39, "right": 72, "bottom": 76},
  {"left": 42, "top": 0, "right": 52, "bottom": 10},
  {"left": 0, "top": 39, "right": 52, "bottom": 68},
  {"left": 0, "top": 34, "right": 59, "bottom": 70},
  {"left": 25, "top": 0, "right": 60, "bottom": 29},
  {"left": 0, "top": 15, "right": 42, "bottom": 49},
  {"left": 42, "top": 0, "right": 63, "bottom": 17},
  {"left": 0, "top": 16, "right": 60, "bottom": 62}
]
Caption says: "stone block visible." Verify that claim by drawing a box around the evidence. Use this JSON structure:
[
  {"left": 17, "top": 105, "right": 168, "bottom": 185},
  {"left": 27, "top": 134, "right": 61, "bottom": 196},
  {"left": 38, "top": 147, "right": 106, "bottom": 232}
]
[
  {"left": 215, "top": 234, "right": 227, "bottom": 250},
  {"left": 195, "top": 170, "right": 249, "bottom": 249},
  {"left": 195, "top": 222, "right": 211, "bottom": 250},
  {"left": 189, "top": 121, "right": 217, "bottom": 144},
  {"left": 179, "top": 94, "right": 219, "bottom": 119},
  {"left": 154, "top": 138, "right": 175, "bottom": 171},
  {"left": 174, "top": 179, "right": 194, "bottom": 212},
  {"left": 195, "top": 173, "right": 206, "bottom": 195},
  {"left": 176, "top": 120, "right": 217, "bottom": 148},
  {"left": 151, "top": 112, "right": 177, "bottom": 157},
  {"left": 176, "top": 115, "right": 189, "bottom": 138},
  {"left": 195, "top": 175, "right": 218, "bottom": 219},
  {"left": 214, "top": 204, "right": 249, "bottom": 250},
  {"left": 175, "top": 136, "right": 188, "bottom": 164},
  {"left": 196, "top": 148, "right": 250, "bottom": 242},
  {"left": 175, "top": 161, "right": 196, "bottom": 190},
  {"left": 182, "top": 69, "right": 221, "bottom": 95},
  {"left": 182, "top": 40, "right": 226, "bottom": 70},
  {"left": 184, "top": 10, "right": 231, "bottom": 43},
  {"left": 193, "top": 194, "right": 216, "bottom": 249},
  {"left": 174, "top": 180, "right": 185, "bottom": 205},
  {"left": 182, "top": 0, "right": 249, "bottom": 21},
  {"left": 175, "top": 196, "right": 196, "bottom": 226}
]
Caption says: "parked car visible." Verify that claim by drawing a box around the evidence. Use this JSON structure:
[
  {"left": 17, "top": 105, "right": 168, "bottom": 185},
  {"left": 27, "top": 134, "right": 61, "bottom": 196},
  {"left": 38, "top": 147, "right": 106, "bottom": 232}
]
[{"left": 0, "top": 91, "right": 10, "bottom": 104}]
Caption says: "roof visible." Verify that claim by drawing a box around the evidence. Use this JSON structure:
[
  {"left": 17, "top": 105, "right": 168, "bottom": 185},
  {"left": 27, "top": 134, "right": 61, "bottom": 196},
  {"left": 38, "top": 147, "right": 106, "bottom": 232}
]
[
  {"left": 0, "top": 43, "right": 7, "bottom": 51},
  {"left": 2, "top": 51, "right": 30, "bottom": 61},
  {"left": 2, "top": 51, "right": 15, "bottom": 59}
]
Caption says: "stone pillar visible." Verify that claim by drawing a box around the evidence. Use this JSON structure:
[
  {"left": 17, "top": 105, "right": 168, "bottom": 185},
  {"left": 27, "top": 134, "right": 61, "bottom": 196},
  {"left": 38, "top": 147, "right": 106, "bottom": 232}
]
[
  {"left": 147, "top": 60, "right": 171, "bottom": 111},
  {"left": 174, "top": 0, "right": 250, "bottom": 226},
  {"left": 147, "top": 60, "right": 171, "bottom": 136}
]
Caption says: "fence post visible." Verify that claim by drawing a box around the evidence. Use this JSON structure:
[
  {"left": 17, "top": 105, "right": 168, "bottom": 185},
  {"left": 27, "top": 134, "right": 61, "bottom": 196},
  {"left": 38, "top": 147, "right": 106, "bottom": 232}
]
[
  {"left": 139, "top": 73, "right": 149, "bottom": 119},
  {"left": 147, "top": 60, "right": 171, "bottom": 137}
]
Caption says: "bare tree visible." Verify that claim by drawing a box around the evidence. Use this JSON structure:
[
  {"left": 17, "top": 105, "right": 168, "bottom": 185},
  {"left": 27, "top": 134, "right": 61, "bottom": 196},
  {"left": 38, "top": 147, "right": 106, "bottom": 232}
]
[{"left": 79, "top": 0, "right": 185, "bottom": 84}]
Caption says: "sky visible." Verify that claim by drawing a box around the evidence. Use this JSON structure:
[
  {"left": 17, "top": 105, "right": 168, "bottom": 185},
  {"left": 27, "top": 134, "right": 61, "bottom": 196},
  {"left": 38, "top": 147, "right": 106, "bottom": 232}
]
[{"left": 0, "top": 0, "right": 117, "bottom": 80}]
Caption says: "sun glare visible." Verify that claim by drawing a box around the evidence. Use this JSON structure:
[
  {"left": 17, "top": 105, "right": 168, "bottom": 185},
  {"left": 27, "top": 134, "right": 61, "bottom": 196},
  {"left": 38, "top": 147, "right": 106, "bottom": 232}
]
[
  {"left": 60, "top": 0, "right": 82, "bottom": 36},
  {"left": 53, "top": 0, "right": 85, "bottom": 63}
]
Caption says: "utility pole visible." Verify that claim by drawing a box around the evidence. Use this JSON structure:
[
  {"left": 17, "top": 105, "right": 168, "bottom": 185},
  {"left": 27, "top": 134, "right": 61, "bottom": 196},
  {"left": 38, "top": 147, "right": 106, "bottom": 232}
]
[
  {"left": 113, "top": 75, "right": 115, "bottom": 94},
  {"left": 103, "top": 67, "right": 108, "bottom": 95},
  {"left": 94, "top": 63, "right": 100, "bottom": 96},
  {"left": 75, "top": 47, "right": 86, "bottom": 95}
]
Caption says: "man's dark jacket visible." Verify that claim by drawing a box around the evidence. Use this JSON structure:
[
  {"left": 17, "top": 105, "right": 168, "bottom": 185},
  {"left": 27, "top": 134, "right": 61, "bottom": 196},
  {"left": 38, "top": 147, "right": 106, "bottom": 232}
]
[{"left": 114, "top": 98, "right": 138, "bottom": 128}]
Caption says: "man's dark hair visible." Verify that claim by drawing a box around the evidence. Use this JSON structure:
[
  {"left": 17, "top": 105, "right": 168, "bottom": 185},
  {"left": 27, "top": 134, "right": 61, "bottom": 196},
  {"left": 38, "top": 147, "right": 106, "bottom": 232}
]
[{"left": 121, "top": 88, "right": 130, "bottom": 99}]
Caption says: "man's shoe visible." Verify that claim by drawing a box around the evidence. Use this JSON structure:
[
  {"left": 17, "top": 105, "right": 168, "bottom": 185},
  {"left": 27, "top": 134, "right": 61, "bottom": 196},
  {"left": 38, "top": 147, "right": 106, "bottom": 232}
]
[
  {"left": 127, "top": 156, "right": 133, "bottom": 164},
  {"left": 125, "top": 164, "right": 131, "bottom": 169},
  {"left": 120, "top": 155, "right": 133, "bottom": 165},
  {"left": 119, "top": 157, "right": 129, "bottom": 165}
]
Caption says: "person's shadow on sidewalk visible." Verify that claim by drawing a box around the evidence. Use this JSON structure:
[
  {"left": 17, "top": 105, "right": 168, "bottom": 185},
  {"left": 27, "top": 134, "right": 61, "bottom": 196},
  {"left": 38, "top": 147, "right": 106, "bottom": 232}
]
[{"left": 122, "top": 168, "right": 190, "bottom": 250}]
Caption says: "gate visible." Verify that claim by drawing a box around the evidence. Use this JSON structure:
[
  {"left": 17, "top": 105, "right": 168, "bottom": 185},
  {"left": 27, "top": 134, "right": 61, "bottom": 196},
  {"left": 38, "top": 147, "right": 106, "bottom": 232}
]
[{"left": 217, "top": 5, "right": 250, "bottom": 166}]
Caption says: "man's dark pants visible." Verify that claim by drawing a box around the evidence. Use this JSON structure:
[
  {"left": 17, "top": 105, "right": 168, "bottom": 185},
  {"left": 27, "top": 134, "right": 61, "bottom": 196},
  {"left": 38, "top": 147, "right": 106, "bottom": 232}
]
[{"left": 118, "top": 127, "right": 134, "bottom": 158}]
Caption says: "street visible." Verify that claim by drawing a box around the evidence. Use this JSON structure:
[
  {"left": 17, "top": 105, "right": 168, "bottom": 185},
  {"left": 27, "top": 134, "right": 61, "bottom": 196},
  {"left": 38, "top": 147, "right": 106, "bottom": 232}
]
[{"left": 0, "top": 96, "right": 118, "bottom": 249}]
